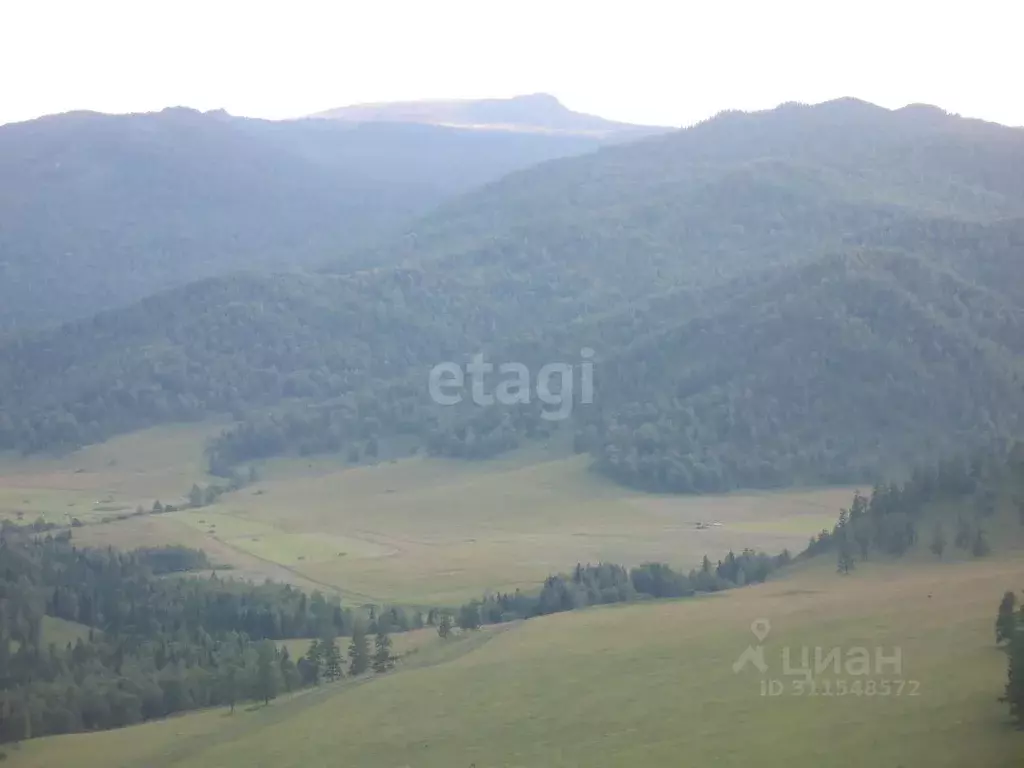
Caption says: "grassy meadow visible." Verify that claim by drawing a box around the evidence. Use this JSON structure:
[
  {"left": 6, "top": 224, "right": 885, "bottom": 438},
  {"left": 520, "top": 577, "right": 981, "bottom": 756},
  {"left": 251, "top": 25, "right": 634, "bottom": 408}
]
[
  {"left": 0, "top": 423, "right": 222, "bottom": 526},
  {"left": 7, "top": 556, "right": 1022, "bottom": 768},
  {"left": 0, "top": 425, "right": 848, "bottom": 604},
  {"left": 2, "top": 425, "right": 1022, "bottom": 766}
]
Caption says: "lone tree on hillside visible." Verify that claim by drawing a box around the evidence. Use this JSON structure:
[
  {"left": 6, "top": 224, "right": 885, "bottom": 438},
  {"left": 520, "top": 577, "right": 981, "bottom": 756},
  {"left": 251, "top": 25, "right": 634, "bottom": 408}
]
[{"left": 997, "top": 592, "right": 1018, "bottom": 645}]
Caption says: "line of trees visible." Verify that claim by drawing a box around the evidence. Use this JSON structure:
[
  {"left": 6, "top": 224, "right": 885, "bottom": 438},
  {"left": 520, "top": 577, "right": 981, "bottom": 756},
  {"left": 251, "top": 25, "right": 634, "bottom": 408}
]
[
  {"left": 437, "top": 550, "right": 792, "bottom": 631},
  {"left": 807, "top": 444, "right": 1024, "bottom": 728},
  {"left": 295, "top": 626, "right": 395, "bottom": 688},
  {"left": 803, "top": 444, "right": 1024, "bottom": 572}
]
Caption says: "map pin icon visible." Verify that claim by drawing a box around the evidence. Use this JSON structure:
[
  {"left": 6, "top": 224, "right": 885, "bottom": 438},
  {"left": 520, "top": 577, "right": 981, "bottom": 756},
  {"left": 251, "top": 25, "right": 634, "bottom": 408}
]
[{"left": 751, "top": 618, "right": 771, "bottom": 642}]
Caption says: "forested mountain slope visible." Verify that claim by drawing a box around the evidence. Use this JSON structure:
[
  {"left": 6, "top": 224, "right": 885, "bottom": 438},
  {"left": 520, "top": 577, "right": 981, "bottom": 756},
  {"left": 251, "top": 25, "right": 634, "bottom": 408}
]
[
  {"left": 1, "top": 99, "right": 1022, "bottom": 491},
  {"left": 350, "top": 99, "right": 1024, "bottom": 288},
  {"left": 0, "top": 107, "right": 613, "bottom": 329},
  {"left": 582, "top": 247, "right": 1024, "bottom": 490}
]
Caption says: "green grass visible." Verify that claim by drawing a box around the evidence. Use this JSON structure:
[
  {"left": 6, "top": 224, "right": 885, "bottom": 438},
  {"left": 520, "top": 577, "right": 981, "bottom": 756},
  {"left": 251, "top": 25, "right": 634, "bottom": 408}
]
[
  {"left": 1, "top": 426, "right": 851, "bottom": 604},
  {"left": 169, "top": 509, "right": 397, "bottom": 564},
  {"left": 4, "top": 427, "right": 1022, "bottom": 766},
  {"left": 189, "top": 453, "right": 848, "bottom": 603},
  {"left": 0, "top": 422, "right": 223, "bottom": 526},
  {"left": 9, "top": 557, "right": 1022, "bottom": 767}
]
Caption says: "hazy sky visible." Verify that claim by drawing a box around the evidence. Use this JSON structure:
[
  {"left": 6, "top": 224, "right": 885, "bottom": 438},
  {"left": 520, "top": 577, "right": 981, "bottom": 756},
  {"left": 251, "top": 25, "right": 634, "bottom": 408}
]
[{"left": 2, "top": 0, "right": 1020, "bottom": 128}]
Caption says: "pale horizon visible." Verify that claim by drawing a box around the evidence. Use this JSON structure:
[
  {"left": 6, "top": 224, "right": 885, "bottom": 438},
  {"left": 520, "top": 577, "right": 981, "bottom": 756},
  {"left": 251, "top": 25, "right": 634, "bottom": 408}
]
[{"left": 2, "top": 0, "right": 1022, "bottom": 129}]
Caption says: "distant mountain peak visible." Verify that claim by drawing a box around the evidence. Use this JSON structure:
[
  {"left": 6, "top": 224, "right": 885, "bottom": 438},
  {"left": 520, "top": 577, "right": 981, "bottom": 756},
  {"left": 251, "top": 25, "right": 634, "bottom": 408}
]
[
  {"left": 895, "top": 103, "right": 953, "bottom": 124},
  {"left": 513, "top": 92, "right": 563, "bottom": 105},
  {"left": 310, "top": 94, "right": 668, "bottom": 138}
]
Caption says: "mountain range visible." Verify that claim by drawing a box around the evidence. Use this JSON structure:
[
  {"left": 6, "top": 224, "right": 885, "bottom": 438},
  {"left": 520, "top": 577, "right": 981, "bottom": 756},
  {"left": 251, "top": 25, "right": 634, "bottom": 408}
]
[
  {"left": 0, "top": 97, "right": 1022, "bottom": 492},
  {"left": 0, "top": 102, "right": 650, "bottom": 329}
]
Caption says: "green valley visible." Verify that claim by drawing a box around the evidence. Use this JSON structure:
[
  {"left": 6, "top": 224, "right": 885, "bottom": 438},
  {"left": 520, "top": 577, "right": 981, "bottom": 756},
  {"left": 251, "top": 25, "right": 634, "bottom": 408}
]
[{"left": 1, "top": 85, "right": 1023, "bottom": 768}]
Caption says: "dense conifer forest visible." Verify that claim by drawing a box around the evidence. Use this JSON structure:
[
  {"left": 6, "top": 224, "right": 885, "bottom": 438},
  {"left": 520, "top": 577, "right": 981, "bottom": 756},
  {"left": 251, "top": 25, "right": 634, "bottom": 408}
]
[{"left": 0, "top": 533, "right": 422, "bottom": 742}]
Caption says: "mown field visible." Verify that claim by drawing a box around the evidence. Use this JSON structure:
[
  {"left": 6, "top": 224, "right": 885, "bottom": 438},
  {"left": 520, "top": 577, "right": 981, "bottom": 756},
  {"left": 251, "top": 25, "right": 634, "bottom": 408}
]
[
  {"left": 8, "top": 556, "right": 1022, "bottom": 767},
  {"left": 0, "top": 425, "right": 848, "bottom": 604}
]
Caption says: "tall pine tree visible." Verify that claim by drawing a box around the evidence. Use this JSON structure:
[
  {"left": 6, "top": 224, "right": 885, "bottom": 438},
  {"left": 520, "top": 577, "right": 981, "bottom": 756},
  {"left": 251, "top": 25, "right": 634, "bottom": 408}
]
[
  {"left": 348, "top": 626, "right": 370, "bottom": 676},
  {"left": 372, "top": 631, "right": 394, "bottom": 673},
  {"left": 1006, "top": 611, "right": 1024, "bottom": 726},
  {"left": 253, "top": 640, "right": 281, "bottom": 705},
  {"left": 303, "top": 639, "right": 322, "bottom": 685},
  {"left": 323, "top": 637, "right": 343, "bottom": 681},
  {"left": 997, "top": 592, "right": 1018, "bottom": 645}
]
